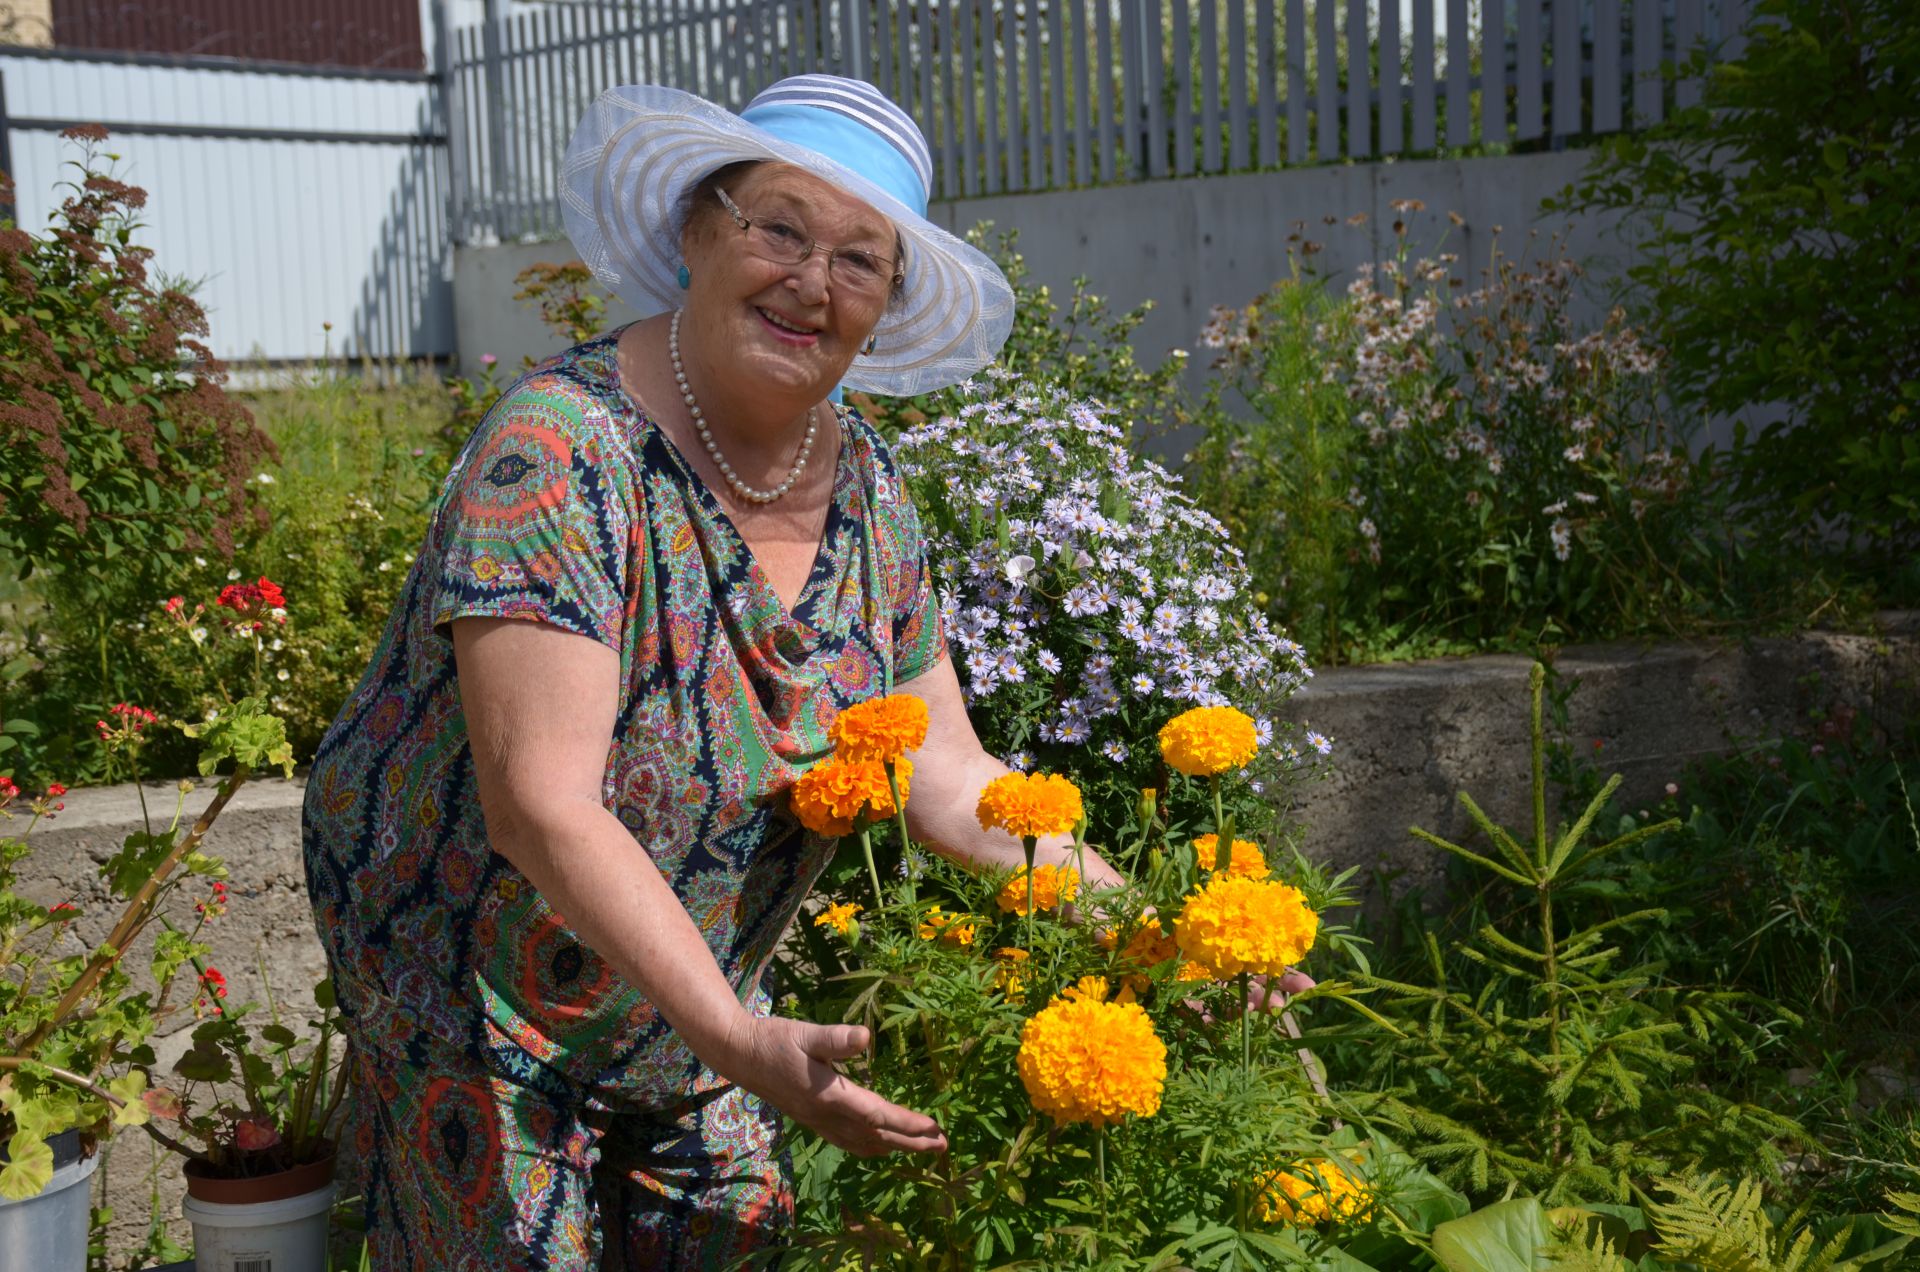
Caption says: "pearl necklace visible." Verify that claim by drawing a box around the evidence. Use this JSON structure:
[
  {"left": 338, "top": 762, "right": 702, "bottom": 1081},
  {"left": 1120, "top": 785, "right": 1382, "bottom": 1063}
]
[{"left": 670, "top": 309, "right": 818, "bottom": 506}]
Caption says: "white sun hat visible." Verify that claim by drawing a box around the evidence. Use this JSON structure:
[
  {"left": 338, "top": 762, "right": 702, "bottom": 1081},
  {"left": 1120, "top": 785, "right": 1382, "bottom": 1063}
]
[{"left": 559, "top": 75, "right": 1014, "bottom": 397}]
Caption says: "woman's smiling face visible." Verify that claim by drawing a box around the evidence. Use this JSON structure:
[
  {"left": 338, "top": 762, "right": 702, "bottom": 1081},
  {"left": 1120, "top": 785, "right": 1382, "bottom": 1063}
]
[{"left": 678, "top": 163, "right": 897, "bottom": 405}]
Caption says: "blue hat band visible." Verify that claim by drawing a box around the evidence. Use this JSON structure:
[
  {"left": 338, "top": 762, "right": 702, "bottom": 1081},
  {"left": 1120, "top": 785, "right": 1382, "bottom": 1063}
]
[{"left": 738, "top": 102, "right": 928, "bottom": 218}]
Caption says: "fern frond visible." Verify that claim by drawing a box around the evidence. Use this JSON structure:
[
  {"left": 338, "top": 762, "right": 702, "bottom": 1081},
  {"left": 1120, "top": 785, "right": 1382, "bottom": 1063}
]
[{"left": 1647, "top": 1174, "right": 1773, "bottom": 1270}]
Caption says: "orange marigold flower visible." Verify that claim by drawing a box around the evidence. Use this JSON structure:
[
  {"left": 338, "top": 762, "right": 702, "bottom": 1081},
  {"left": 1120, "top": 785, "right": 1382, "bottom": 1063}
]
[
  {"left": 1194, "top": 833, "right": 1268, "bottom": 878},
  {"left": 1175, "top": 960, "right": 1215, "bottom": 982},
  {"left": 991, "top": 946, "right": 1031, "bottom": 1001},
  {"left": 790, "top": 755, "right": 913, "bottom": 837},
  {"left": 1158, "top": 705, "right": 1260, "bottom": 777},
  {"left": 829, "top": 694, "right": 930, "bottom": 764},
  {"left": 976, "top": 771, "right": 1083, "bottom": 840},
  {"left": 995, "top": 864, "right": 1080, "bottom": 915},
  {"left": 812, "top": 902, "right": 863, "bottom": 939},
  {"left": 1253, "top": 1158, "right": 1373, "bottom": 1226},
  {"left": 1174, "top": 875, "right": 1319, "bottom": 977},
  {"left": 916, "top": 905, "right": 977, "bottom": 947},
  {"left": 1017, "top": 978, "right": 1167, "bottom": 1128},
  {"left": 1119, "top": 921, "right": 1179, "bottom": 975}
]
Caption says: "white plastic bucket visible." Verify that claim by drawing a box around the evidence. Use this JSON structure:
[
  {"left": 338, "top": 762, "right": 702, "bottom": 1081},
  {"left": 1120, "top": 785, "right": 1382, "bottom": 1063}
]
[
  {"left": 181, "top": 1177, "right": 336, "bottom": 1272},
  {"left": 0, "top": 1135, "right": 99, "bottom": 1272}
]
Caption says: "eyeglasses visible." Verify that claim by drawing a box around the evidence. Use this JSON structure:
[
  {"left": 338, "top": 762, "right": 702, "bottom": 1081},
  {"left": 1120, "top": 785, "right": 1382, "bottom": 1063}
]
[{"left": 715, "top": 187, "right": 903, "bottom": 299}]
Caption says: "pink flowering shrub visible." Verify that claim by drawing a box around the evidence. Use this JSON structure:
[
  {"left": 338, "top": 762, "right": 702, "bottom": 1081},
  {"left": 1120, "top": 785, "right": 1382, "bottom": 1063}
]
[{"left": 1188, "top": 204, "right": 1714, "bottom": 662}]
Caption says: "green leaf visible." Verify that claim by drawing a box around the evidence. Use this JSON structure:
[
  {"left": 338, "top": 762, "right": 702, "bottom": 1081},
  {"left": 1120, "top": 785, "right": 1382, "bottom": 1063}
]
[
  {"left": 1431, "top": 1198, "right": 1553, "bottom": 1272},
  {"left": 0, "top": 1131, "right": 54, "bottom": 1200},
  {"left": 108, "top": 1072, "right": 149, "bottom": 1127},
  {"left": 180, "top": 697, "right": 295, "bottom": 777},
  {"left": 104, "top": 830, "right": 177, "bottom": 898},
  {"left": 174, "top": 1038, "right": 235, "bottom": 1085}
]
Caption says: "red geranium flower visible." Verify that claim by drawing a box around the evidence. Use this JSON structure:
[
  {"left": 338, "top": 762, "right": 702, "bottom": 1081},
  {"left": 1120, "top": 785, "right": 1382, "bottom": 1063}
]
[
  {"left": 215, "top": 576, "right": 286, "bottom": 626},
  {"left": 96, "top": 703, "right": 158, "bottom": 742}
]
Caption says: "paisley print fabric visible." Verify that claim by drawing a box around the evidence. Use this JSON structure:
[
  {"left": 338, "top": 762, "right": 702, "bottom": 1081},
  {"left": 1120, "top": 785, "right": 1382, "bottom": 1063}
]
[{"left": 302, "top": 327, "right": 944, "bottom": 1265}]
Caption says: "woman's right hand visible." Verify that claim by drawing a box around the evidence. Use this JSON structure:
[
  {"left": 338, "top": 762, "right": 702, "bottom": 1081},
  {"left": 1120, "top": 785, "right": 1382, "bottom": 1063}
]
[{"left": 711, "top": 1014, "right": 948, "bottom": 1158}]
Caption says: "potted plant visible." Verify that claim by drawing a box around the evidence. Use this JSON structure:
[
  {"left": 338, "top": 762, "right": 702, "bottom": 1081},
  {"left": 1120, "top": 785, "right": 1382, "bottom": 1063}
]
[
  {"left": 0, "top": 695, "right": 293, "bottom": 1270},
  {"left": 141, "top": 975, "right": 350, "bottom": 1272}
]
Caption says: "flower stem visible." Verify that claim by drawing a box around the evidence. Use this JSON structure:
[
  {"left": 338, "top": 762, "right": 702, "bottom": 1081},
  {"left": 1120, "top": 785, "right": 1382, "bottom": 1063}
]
[
  {"left": 14, "top": 769, "right": 250, "bottom": 1059},
  {"left": 1022, "top": 835, "right": 1038, "bottom": 952},
  {"left": 1240, "top": 971, "right": 1252, "bottom": 1073},
  {"left": 1095, "top": 1126, "right": 1107, "bottom": 1259},
  {"left": 858, "top": 827, "right": 884, "bottom": 910},
  {"left": 886, "top": 762, "right": 915, "bottom": 906},
  {"left": 1210, "top": 776, "right": 1230, "bottom": 871}
]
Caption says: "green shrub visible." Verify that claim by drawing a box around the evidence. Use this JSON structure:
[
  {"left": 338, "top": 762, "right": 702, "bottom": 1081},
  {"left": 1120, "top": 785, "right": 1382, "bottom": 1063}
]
[
  {"left": 1554, "top": 0, "right": 1920, "bottom": 580},
  {"left": 1184, "top": 209, "right": 1848, "bottom": 665},
  {"left": 1345, "top": 665, "right": 1806, "bottom": 1205},
  {"left": 126, "top": 368, "right": 449, "bottom": 775},
  {"left": 0, "top": 130, "right": 277, "bottom": 780}
]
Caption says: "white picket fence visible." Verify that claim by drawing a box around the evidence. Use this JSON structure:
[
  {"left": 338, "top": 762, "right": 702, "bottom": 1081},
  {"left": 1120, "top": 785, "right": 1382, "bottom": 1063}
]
[{"left": 450, "top": 0, "right": 1750, "bottom": 243}]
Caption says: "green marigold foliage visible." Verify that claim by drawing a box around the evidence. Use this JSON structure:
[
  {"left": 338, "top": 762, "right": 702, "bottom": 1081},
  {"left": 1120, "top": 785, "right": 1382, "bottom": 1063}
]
[{"left": 1556, "top": 0, "right": 1920, "bottom": 573}]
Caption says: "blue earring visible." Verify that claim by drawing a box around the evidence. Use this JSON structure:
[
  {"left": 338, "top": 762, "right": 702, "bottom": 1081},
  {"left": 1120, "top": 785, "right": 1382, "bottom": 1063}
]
[
  {"left": 861, "top": 334, "right": 878, "bottom": 356},
  {"left": 676, "top": 264, "right": 691, "bottom": 290}
]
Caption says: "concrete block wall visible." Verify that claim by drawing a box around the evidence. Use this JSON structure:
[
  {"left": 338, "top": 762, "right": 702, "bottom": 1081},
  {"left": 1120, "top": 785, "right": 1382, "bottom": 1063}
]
[{"left": 13, "top": 615, "right": 1916, "bottom": 1263}]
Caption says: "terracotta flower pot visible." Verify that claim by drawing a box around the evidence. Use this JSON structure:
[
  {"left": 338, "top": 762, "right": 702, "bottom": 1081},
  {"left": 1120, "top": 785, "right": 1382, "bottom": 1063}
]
[{"left": 183, "top": 1145, "right": 336, "bottom": 1205}]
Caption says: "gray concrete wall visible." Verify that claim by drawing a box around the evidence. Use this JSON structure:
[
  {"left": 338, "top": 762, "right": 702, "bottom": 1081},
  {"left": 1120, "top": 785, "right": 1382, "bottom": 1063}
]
[
  {"left": 452, "top": 149, "right": 1629, "bottom": 395},
  {"left": 19, "top": 616, "right": 1918, "bottom": 1264}
]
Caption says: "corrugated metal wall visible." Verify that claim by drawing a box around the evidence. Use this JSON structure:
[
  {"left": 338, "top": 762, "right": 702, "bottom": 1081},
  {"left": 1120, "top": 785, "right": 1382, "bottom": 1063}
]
[{"left": 0, "top": 49, "right": 453, "bottom": 363}]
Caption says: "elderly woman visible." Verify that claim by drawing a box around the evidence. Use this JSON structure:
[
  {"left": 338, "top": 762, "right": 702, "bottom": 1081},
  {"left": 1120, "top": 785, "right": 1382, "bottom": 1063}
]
[{"left": 300, "top": 75, "right": 1129, "bottom": 1269}]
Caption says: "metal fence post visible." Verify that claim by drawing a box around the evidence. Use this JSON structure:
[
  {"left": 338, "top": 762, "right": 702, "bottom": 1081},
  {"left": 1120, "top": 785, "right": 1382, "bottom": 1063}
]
[
  {"left": 433, "top": 0, "right": 466, "bottom": 245},
  {"left": 0, "top": 71, "right": 14, "bottom": 226},
  {"left": 481, "top": 0, "right": 511, "bottom": 240}
]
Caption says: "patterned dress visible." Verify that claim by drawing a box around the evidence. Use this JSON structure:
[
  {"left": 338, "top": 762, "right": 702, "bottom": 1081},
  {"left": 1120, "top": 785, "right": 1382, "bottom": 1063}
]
[{"left": 301, "top": 330, "right": 945, "bottom": 1270}]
